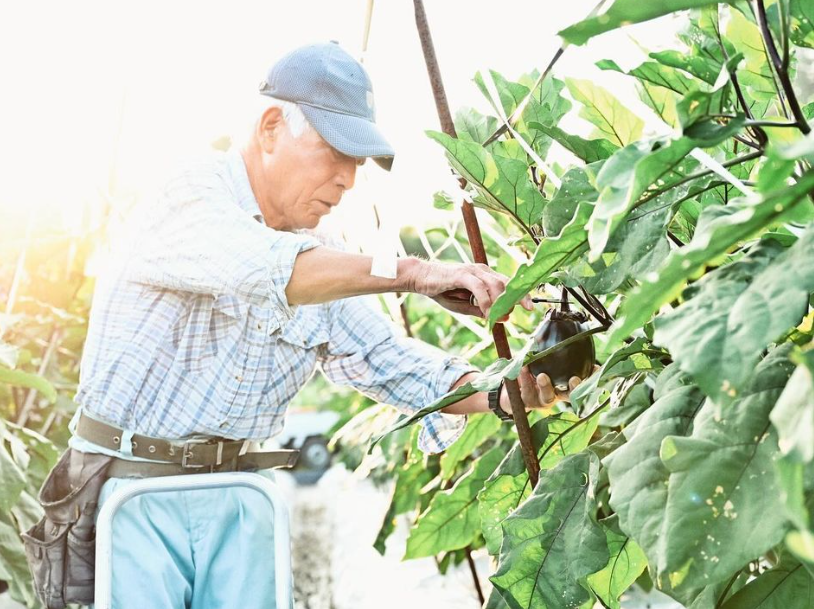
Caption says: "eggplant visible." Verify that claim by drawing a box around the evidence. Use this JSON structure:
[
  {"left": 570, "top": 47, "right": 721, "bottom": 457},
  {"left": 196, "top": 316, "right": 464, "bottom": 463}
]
[{"left": 528, "top": 293, "right": 595, "bottom": 391}]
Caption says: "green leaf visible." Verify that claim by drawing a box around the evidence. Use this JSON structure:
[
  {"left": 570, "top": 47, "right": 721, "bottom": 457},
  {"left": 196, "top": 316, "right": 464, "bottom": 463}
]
[
  {"left": 721, "top": 555, "right": 814, "bottom": 608},
  {"left": 605, "top": 365, "right": 706, "bottom": 574},
  {"left": 454, "top": 107, "right": 498, "bottom": 145},
  {"left": 0, "top": 443, "right": 26, "bottom": 514},
  {"left": 657, "top": 347, "right": 795, "bottom": 590},
  {"left": 0, "top": 512, "right": 37, "bottom": 607},
  {"left": 564, "top": 78, "right": 644, "bottom": 148},
  {"left": 439, "top": 413, "right": 502, "bottom": 480},
  {"left": 654, "top": 229, "right": 814, "bottom": 403},
  {"left": 771, "top": 349, "right": 814, "bottom": 463},
  {"left": 790, "top": 0, "right": 814, "bottom": 48},
  {"left": 609, "top": 171, "right": 814, "bottom": 345},
  {"left": 569, "top": 338, "right": 651, "bottom": 410},
  {"left": 480, "top": 413, "right": 600, "bottom": 556},
  {"left": 639, "top": 81, "right": 681, "bottom": 127},
  {"left": 597, "top": 59, "right": 695, "bottom": 95},
  {"left": 726, "top": 8, "right": 779, "bottom": 101},
  {"left": 0, "top": 366, "right": 57, "bottom": 403},
  {"left": 586, "top": 519, "right": 648, "bottom": 609},
  {"left": 528, "top": 123, "right": 619, "bottom": 165},
  {"left": 427, "top": 130, "right": 546, "bottom": 232},
  {"left": 649, "top": 49, "right": 722, "bottom": 85},
  {"left": 488, "top": 204, "right": 591, "bottom": 326},
  {"left": 404, "top": 447, "right": 503, "bottom": 558},
  {"left": 541, "top": 163, "right": 602, "bottom": 238},
  {"left": 491, "top": 453, "right": 609, "bottom": 609},
  {"left": 587, "top": 135, "right": 704, "bottom": 259},
  {"left": 559, "top": 0, "right": 738, "bottom": 45}
]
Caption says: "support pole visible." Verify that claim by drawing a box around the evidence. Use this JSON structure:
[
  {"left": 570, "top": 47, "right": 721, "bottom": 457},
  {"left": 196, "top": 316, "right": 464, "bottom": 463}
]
[{"left": 413, "top": 0, "right": 540, "bottom": 488}]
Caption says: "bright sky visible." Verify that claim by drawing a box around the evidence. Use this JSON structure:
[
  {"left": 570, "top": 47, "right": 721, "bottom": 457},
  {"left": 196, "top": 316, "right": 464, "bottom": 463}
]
[{"left": 0, "top": 0, "right": 681, "bottom": 250}]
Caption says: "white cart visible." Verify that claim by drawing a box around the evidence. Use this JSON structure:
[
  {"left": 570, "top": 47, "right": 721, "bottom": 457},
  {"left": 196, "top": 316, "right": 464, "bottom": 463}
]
[{"left": 93, "top": 472, "right": 292, "bottom": 609}]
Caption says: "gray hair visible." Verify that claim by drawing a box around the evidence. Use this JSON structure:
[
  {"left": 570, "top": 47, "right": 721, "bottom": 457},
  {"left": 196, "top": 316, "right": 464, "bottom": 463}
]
[{"left": 252, "top": 97, "right": 313, "bottom": 139}]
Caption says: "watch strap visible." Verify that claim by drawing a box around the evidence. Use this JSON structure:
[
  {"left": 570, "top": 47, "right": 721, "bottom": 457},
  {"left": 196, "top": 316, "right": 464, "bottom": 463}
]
[{"left": 488, "top": 380, "right": 513, "bottom": 421}]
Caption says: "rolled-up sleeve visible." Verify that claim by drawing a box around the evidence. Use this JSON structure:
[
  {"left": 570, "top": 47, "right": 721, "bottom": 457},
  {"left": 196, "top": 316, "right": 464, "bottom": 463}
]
[
  {"left": 319, "top": 295, "right": 478, "bottom": 453},
  {"left": 127, "top": 165, "right": 322, "bottom": 326}
]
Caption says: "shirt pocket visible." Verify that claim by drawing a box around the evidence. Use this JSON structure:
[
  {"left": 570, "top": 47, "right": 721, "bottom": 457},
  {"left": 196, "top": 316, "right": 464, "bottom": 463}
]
[{"left": 176, "top": 294, "right": 249, "bottom": 375}]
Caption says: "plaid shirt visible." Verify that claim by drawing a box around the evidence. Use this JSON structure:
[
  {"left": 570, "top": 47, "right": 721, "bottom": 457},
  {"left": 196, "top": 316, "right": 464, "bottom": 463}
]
[{"left": 73, "top": 149, "right": 474, "bottom": 454}]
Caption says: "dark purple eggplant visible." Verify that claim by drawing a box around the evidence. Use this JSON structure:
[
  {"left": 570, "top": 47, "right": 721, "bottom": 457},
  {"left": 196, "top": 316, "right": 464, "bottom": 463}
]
[{"left": 528, "top": 294, "right": 595, "bottom": 390}]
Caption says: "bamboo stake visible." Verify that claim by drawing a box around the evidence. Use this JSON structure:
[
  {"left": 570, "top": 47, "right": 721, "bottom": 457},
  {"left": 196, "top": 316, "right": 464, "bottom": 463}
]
[{"left": 412, "top": 0, "right": 540, "bottom": 488}]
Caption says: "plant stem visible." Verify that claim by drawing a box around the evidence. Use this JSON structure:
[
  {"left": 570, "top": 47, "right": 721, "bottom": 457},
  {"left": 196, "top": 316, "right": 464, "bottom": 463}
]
[
  {"left": 464, "top": 546, "right": 485, "bottom": 606},
  {"left": 755, "top": 0, "right": 811, "bottom": 134},
  {"left": 413, "top": 0, "right": 540, "bottom": 488}
]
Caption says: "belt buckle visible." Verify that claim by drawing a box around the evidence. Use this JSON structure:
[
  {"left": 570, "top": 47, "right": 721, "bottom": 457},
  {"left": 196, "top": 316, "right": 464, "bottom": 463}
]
[{"left": 181, "top": 440, "right": 225, "bottom": 469}]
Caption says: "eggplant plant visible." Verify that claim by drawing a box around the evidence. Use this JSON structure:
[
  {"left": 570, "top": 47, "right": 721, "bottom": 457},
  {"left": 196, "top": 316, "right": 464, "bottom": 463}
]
[{"left": 366, "top": 1, "right": 814, "bottom": 607}]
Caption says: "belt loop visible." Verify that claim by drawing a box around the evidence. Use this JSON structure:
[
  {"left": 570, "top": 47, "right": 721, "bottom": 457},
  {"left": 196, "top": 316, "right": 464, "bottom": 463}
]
[
  {"left": 120, "top": 430, "right": 135, "bottom": 457},
  {"left": 239, "top": 440, "right": 250, "bottom": 456},
  {"left": 215, "top": 441, "right": 224, "bottom": 466}
]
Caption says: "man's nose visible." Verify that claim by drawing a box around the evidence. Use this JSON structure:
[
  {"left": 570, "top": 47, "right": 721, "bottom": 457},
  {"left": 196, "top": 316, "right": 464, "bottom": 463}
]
[{"left": 336, "top": 158, "right": 357, "bottom": 191}]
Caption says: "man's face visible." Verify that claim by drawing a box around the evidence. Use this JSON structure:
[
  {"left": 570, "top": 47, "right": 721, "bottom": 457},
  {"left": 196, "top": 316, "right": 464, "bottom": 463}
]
[{"left": 259, "top": 119, "right": 362, "bottom": 231}]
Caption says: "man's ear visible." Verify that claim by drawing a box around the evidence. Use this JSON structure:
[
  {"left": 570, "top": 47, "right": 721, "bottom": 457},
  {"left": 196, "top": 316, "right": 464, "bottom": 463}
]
[{"left": 257, "top": 106, "right": 285, "bottom": 153}]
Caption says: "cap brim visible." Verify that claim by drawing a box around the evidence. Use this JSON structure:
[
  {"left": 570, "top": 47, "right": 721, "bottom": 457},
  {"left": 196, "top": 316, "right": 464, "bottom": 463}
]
[{"left": 299, "top": 104, "right": 395, "bottom": 171}]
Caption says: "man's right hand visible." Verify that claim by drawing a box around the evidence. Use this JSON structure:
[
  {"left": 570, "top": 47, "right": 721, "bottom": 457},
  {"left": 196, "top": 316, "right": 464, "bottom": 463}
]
[{"left": 407, "top": 259, "right": 533, "bottom": 320}]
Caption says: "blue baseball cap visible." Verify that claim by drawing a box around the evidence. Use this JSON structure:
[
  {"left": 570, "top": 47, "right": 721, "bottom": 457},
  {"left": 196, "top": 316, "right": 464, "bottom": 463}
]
[{"left": 259, "top": 42, "right": 395, "bottom": 171}]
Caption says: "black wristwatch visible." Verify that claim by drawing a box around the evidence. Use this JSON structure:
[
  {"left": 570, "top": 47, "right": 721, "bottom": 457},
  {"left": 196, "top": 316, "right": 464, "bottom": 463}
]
[{"left": 488, "top": 380, "right": 513, "bottom": 421}]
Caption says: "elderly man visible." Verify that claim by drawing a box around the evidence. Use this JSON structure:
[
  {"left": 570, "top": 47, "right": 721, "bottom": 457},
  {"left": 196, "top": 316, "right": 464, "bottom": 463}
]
[{"left": 45, "top": 42, "right": 578, "bottom": 608}]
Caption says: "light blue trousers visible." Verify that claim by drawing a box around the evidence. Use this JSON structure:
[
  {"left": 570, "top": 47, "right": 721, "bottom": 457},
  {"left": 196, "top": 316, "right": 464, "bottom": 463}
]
[{"left": 90, "top": 473, "right": 280, "bottom": 609}]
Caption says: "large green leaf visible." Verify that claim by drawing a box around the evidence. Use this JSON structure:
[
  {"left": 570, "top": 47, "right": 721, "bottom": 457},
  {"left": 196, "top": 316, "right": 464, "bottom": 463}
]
[
  {"left": 604, "top": 365, "right": 707, "bottom": 575},
  {"left": 479, "top": 413, "right": 600, "bottom": 556},
  {"left": 439, "top": 413, "right": 502, "bottom": 481},
  {"left": 649, "top": 49, "right": 722, "bottom": 86},
  {"left": 638, "top": 80, "right": 681, "bottom": 128},
  {"left": 790, "top": 0, "right": 814, "bottom": 48},
  {"left": 454, "top": 107, "right": 499, "bottom": 145},
  {"left": 540, "top": 163, "right": 602, "bottom": 238},
  {"left": 727, "top": 8, "right": 780, "bottom": 100},
  {"left": 771, "top": 349, "right": 814, "bottom": 464},
  {"left": 586, "top": 518, "right": 648, "bottom": 609},
  {"left": 654, "top": 229, "right": 814, "bottom": 403},
  {"left": 491, "top": 452, "right": 609, "bottom": 609},
  {"left": 404, "top": 447, "right": 503, "bottom": 558},
  {"left": 427, "top": 131, "right": 546, "bottom": 232},
  {"left": 0, "top": 422, "right": 26, "bottom": 514},
  {"left": 597, "top": 59, "right": 695, "bottom": 95},
  {"left": 587, "top": 130, "right": 732, "bottom": 259},
  {"left": 528, "top": 124, "right": 618, "bottom": 165},
  {"left": 0, "top": 512, "right": 37, "bottom": 607},
  {"left": 0, "top": 366, "right": 57, "bottom": 403},
  {"left": 559, "top": 0, "right": 738, "bottom": 45},
  {"left": 564, "top": 79, "right": 644, "bottom": 148},
  {"left": 488, "top": 204, "right": 591, "bottom": 326},
  {"left": 608, "top": 171, "right": 814, "bottom": 345},
  {"left": 721, "top": 554, "right": 814, "bottom": 608},
  {"left": 657, "top": 347, "right": 795, "bottom": 590}
]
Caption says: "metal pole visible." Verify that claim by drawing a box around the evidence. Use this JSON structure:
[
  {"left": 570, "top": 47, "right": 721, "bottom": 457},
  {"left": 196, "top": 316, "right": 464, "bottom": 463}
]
[{"left": 412, "top": 0, "right": 540, "bottom": 488}]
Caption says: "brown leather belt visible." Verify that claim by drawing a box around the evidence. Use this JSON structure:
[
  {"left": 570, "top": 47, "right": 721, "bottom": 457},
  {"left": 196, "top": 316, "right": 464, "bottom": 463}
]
[{"left": 75, "top": 411, "right": 299, "bottom": 475}]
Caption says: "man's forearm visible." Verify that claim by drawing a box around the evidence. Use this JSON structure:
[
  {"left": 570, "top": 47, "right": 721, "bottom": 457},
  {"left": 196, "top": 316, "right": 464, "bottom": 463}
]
[
  {"left": 286, "top": 247, "right": 420, "bottom": 305},
  {"left": 439, "top": 372, "right": 492, "bottom": 415}
]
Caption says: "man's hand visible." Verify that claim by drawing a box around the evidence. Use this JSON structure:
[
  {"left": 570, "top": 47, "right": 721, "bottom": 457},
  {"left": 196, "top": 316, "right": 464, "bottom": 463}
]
[
  {"left": 408, "top": 259, "right": 533, "bottom": 320},
  {"left": 499, "top": 368, "right": 581, "bottom": 416}
]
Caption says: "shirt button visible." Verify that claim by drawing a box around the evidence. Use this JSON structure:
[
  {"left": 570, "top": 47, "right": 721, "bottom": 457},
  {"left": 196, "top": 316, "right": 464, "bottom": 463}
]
[
  {"left": 219, "top": 420, "right": 228, "bottom": 428},
  {"left": 257, "top": 323, "right": 262, "bottom": 330},
  {"left": 235, "top": 374, "right": 243, "bottom": 382}
]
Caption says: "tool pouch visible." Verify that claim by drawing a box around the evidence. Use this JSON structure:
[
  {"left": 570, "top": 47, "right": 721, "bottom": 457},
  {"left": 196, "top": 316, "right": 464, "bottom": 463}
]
[{"left": 21, "top": 448, "right": 113, "bottom": 609}]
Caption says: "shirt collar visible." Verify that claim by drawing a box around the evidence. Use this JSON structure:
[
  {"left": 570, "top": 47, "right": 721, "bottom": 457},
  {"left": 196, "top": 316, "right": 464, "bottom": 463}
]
[{"left": 226, "top": 148, "right": 266, "bottom": 225}]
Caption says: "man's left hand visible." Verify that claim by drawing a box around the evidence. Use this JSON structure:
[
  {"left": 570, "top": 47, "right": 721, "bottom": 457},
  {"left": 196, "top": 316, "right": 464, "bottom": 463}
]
[{"left": 499, "top": 367, "right": 582, "bottom": 416}]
